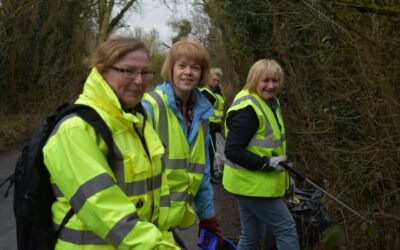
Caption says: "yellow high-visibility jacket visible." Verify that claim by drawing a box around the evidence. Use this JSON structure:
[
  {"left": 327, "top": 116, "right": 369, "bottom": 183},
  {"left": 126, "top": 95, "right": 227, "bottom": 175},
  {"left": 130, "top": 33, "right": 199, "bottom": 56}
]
[{"left": 43, "top": 68, "right": 177, "bottom": 250}]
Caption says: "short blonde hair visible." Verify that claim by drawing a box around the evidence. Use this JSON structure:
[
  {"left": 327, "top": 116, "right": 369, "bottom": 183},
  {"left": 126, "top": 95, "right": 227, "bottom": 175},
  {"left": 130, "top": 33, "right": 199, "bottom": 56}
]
[
  {"left": 210, "top": 67, "right": 223, "bottom": 78},
  {"left": 161, "top": 38, "right": 210, "bottom": 88},
  {"left": 91, "top": 34, "right": 149, "bottom": 73},
  {"left": 245, "top": 59, "right": 284, "bottom": 93}
]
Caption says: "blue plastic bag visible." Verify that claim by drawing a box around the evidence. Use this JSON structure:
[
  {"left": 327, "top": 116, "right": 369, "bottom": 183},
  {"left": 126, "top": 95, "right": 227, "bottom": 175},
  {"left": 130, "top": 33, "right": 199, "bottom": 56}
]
[{"left": 197, "top": 228, "right": 237, "bottom": 250}]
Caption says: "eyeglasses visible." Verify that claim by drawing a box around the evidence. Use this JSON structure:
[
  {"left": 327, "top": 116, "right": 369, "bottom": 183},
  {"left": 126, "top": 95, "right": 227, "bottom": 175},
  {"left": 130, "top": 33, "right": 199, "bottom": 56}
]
[{"left": 111, "top": 66, "right": 153, "bottom": 81}]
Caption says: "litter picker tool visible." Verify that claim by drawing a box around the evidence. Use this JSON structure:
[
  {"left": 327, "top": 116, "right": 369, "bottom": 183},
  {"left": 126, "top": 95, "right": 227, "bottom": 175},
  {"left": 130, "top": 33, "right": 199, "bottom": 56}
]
[
  {"left": 279, "top": 161, "right": 370, "bottom": 224},
  {"left": 209, "top": 134, "right": 223, "bottom": 176}
]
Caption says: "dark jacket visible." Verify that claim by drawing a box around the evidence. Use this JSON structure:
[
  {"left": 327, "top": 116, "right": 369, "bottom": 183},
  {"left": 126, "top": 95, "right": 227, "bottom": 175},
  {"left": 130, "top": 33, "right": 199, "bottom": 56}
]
[{"left": 225, "top": 104, "right": 281, "bottom": 171}]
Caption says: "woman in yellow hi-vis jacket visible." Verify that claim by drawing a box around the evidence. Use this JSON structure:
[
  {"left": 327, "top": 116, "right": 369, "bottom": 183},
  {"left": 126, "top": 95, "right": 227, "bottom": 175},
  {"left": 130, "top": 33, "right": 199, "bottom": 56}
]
[
  {"left": 43, "top": 35, "right": 178, "bottom": 249},
  {"left": 223, "top": 59, "right": 299, "bottom": 250},
  {"left": 142, "top": 38, "right": 224, "bottom": 246}
]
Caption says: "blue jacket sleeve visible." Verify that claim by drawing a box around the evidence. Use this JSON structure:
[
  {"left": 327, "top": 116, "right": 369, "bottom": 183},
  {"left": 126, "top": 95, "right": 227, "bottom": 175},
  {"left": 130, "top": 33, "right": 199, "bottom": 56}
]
[{"left": 194, "top": 126, "right": 215, "bottom": 220}]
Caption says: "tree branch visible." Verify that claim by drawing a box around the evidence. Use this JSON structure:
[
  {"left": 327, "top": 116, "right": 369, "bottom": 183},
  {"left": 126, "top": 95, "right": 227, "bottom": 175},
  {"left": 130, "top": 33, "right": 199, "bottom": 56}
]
[{"left": 108, "top": 0, "right": 137, "bottom": 32}]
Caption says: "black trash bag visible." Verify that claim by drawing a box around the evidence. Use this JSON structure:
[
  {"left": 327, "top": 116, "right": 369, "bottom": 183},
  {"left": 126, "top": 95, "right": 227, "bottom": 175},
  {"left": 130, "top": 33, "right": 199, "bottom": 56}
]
[
  {"left": 288, "top": 188, "right": 331, "bottom": 248},
  {"left": 264, "top": 188, "right": 331, "bottom": 249}
]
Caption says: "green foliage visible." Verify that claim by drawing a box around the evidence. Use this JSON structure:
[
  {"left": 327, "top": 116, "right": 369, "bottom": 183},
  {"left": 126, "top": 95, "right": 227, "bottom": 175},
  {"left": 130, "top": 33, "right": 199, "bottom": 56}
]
[
  {"left": 169, "top": 18, "right": 192, "bottom": 44},
  {"left": 361, "top": 221, "right": 379, "bottom": 240},
  {"left": 0, "top": 0, "right": 157, "bottom": 145},
  {"left": 322, "top": 225, "right": 346, "bottom": 249}
]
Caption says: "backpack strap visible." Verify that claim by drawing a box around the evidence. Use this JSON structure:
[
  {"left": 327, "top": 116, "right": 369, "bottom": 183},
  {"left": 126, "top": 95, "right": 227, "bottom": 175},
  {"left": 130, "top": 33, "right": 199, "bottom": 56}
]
[
  {"left": 73, "top": 105, "right": 115, "bottom": 164},
  {"left": 54, "top": 208, "right": 74, "bottom": 241},
  {"left": 52, "top": 104, "right": 115, "bottom": 242}
]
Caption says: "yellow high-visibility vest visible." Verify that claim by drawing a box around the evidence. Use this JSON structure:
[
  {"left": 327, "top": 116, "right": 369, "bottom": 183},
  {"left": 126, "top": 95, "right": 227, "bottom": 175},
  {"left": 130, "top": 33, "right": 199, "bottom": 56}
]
[
  {"left": 200, "top": 87, "right": 224, "bottom": 124},
  {"left": 143, "top": 90, "right": 207, "bottom": 230},
  {"left": 222, "top": 89, "right": 289, "bottom": 197}
]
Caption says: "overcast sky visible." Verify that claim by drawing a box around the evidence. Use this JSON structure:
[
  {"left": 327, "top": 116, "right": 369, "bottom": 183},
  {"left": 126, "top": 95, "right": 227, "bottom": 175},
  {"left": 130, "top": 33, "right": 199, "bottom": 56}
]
[{"left": 126, "top": 1, "right": 192, "bottom": 44}]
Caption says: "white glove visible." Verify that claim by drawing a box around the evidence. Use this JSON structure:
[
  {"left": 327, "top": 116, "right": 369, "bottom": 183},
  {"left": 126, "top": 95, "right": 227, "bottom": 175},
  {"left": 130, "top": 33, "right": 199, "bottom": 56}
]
[{"left": 269, "top": 155, "right": 287, "bottom": 171}]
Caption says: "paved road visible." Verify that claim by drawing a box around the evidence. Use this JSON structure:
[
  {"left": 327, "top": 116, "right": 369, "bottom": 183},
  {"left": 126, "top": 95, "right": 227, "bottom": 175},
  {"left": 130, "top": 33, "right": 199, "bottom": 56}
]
[
  {"left": 0, "top": 148, "right": 198, "bottom": 250},
  {"left": 0, "top": 149, "right": 19, "bottom": 250}
]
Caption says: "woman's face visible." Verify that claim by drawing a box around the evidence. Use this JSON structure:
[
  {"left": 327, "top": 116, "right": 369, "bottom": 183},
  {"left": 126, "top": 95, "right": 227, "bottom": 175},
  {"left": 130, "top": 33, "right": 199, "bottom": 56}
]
[
  {"left": 255, "top": 76, "right": 280, "bottom": 101},
  {"left": 172, "top": 57, "right": 201, "bottom": 97},
  {"left": 209, "top": 73, "right": 220, "bottom": 88},
  {"left": 103, "top": 50, "right": 150, "bottom": 109}
]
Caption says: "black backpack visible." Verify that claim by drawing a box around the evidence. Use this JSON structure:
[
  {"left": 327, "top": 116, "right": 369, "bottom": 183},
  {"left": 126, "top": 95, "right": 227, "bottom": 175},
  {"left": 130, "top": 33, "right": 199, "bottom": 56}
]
[{"left": 1, "top": 103, "right": 114, "bottom": 250}]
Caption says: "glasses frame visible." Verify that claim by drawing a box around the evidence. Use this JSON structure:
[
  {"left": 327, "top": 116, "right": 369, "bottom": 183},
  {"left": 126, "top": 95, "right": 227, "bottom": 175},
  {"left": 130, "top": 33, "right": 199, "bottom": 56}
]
[{"left": 110, "top": 66, "right": 153, "bottom": 81}]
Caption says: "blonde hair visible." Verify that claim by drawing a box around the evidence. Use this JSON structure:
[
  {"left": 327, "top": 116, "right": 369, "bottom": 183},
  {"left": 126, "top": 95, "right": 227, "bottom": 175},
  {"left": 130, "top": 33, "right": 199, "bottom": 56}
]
[
  {"left": 210, "top": 67, "right": 223, "bottom": 78},
  {"left": 161, "top": 38, "right": 210, "bottom": 87},
  {"left": 91, "top": 34, "right": 149, "bottom": 73},
  {"left": 245, "top": 59, "right": 284, "bottom": 93}
]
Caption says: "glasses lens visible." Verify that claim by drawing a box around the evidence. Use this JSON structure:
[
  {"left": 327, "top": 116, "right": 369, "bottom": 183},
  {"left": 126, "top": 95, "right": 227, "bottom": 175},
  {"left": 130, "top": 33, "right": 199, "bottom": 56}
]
[{"left": 124, "top": 71, "right": 135, "bottom": 78}]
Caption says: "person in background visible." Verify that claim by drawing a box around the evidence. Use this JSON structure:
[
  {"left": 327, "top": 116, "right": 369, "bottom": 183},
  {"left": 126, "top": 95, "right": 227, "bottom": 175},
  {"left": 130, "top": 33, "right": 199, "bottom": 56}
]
[
  {"left": 142, "top": 38, "right": 224, "bottom": 246},
  {"left": 223, "top": 59, "right": 299, "bottom": 250},
  {"left": 43, "top": 35, "right": 178, "bottom": 249},
  {"left": 200, "top": 67, "right": 225, "bottom": 184}
]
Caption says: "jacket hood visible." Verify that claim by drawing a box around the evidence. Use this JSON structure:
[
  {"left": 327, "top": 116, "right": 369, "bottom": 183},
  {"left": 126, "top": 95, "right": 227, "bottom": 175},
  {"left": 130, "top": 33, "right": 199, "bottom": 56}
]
[{"left": 76, "top": 67, "right": 142, "bottom": 125}]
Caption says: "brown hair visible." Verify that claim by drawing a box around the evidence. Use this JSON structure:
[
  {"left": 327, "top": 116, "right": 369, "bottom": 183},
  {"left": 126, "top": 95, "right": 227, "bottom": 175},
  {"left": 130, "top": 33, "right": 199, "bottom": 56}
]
[
  {"left": 245, "top": 59, "right": 284, "bottom": 93},
  {"left": 91, "top": 34, "right": 149, "bottom": 73},
  {"left": 161, "top": 38, "right": 210, "bottom": 87}
]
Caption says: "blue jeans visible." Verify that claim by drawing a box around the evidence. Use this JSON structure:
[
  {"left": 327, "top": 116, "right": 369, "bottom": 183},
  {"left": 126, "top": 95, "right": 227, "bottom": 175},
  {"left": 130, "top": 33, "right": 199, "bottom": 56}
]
[{"left": 235, "top": 195, "right": 299, "bottom": 250}]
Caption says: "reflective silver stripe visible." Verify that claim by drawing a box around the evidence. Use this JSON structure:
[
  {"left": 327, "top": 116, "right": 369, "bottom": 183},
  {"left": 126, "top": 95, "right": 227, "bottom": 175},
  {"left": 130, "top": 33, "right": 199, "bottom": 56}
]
[
  {"left": 188, "top": 163, "right": 205, "bottom": 174},
  {"left": 58, "top": 226, "right": 107, "bottom": 245},
  {"left": 48, "top": 112, "right": 126, "bottom": 195},
  {"left": 164, "top": 158, "right": 188, "bottom": 169},
  {"left": 164, "top": 159, "right": 204, "bottom": 173},
  {"left": 124, "top": 173, "right": 162, "bottom": 196},
  {"left": 170, "top": 191, "right": 193, "bottom": 203},
  {"left": 202, "top": 120, "right": 208, "bottom": 135},
  {"left": 52, "top": 184, "right": 63, "bottom": 197},
  {"left": 54, "top": 174, "right": 161, "bottom": 198},
  {"left": 149, "top": 91, "right": 168, "bottom": 147},
  {"left": 231, "top": 95, "right": 281, "bottom": 149},
  {"left": 106, "top": 212, "right": 139, "bottom": 246},
  {"left": 160, "top": 195, "right": 170, "bottom": 207},
  {"left": 70, "top": 173, "right": 115, "bottom": 213},
  {"left": 56, "top": 212, "right": 139, "bottom": 246},
  {"left": 225, "top": 159, "right": 244, "bottom": 170},
  {"left": 49, "top": 114, "right": 76, "bottom": 138},
  {"left": 52, "top": 163, "right": 160, "bottom": 198},
  {"left": 149, "top": 91, "right": 206, "bottom": 175},
  {"left": 149, "top": 91, "right": 170, "bottom": 178},
  {"left": 249, "top": 134, "right": 282, "bottom": 148}
]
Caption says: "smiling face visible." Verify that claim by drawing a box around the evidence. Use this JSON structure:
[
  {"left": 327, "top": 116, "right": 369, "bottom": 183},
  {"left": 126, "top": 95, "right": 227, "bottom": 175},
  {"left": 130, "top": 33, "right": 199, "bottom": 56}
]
[
  {"left": 255, "top": 76, "right": 280, "bottom": 101},
  {"left": 172, "top": 57, "right": 201, "bottom": 100},
  {"left": 102, "top": 50, "right": 150, "bottom": 109},
  {"left": 245, "top": 59, "right": 284, "bottom": 101}
]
